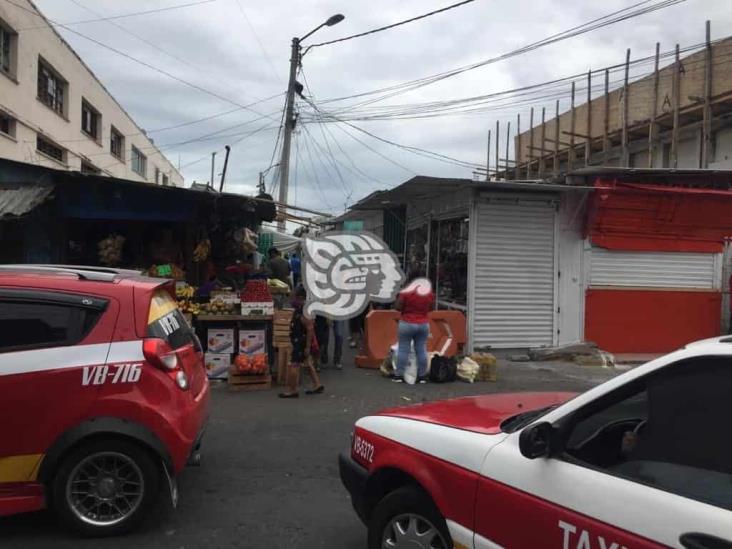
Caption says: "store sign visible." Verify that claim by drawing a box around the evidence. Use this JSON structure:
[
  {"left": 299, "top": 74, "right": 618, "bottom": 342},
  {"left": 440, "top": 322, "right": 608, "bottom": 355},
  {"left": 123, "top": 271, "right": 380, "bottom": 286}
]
[{"left": 302, "top": 231, "right": 404, "bottom": 320}]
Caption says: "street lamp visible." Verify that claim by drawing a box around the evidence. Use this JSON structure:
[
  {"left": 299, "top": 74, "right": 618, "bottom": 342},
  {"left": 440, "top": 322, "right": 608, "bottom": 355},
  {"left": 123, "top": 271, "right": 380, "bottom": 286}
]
[{"left": 276, "top": 14, "right": 345, "bottom": 231}]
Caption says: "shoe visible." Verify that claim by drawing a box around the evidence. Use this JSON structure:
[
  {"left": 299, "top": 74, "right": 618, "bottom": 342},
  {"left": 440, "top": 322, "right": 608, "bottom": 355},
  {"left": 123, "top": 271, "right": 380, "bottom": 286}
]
[
  {"left": 278, "top": 392, "right": 299, "bottom": 399},
  {"left": 349, "top": 341, "right": 357, "bottom": 349},
  {"left": 417, "top": 376, "right": 428, "bottom": 384},
  {"left": 305, "top": 385, "right": 325, "bottom": 395},
  {"left": 390, "top": 374, "right": 404, "bottom": 383},
  {"left": 335, "top": 363, "right": 343, "bottom": 370}
]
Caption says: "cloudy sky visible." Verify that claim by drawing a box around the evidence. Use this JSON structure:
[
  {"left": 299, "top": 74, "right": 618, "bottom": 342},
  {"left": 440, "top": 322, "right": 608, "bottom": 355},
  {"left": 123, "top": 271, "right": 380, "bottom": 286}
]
[{"left": 35, "top": 0, "right": 732, "bottom": 218}]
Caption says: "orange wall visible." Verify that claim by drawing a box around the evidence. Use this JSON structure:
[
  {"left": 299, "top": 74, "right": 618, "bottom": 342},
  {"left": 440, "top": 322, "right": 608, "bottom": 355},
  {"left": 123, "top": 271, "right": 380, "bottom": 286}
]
[{"left": 585, "top": 289, "right": 722, "bottom": 353}]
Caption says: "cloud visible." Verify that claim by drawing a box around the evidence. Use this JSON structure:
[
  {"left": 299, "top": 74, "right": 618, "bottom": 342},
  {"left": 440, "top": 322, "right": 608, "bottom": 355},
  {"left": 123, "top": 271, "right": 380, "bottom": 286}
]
[{"left": 34, "top": 0, "right": 732, "bottom": 216}]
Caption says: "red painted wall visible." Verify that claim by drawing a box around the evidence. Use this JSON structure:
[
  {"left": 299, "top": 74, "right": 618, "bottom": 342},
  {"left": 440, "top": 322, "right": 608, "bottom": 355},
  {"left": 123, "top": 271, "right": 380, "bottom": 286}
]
[{"left": 585, "top": 289, "right": 722, "bottom": 353}]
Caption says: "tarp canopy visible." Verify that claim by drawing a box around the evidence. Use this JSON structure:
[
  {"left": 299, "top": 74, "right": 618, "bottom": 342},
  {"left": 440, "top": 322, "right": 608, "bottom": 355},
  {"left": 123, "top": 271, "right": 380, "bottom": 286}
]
[
  {"left": 586, "top": 179, "right": 732, "bottom": 253},
  {"left": 0, "top": 184, "right": 54, "bottom": 219},
  {"left": 258, "top": 227, "right": 302, "bottom": 254}
]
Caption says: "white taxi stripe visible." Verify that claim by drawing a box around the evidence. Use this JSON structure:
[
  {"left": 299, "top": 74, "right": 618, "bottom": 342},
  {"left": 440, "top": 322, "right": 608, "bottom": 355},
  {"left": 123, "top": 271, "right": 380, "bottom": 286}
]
[
  {"left": 355, "top": 415, "right": 507, "bottom": 474},
  {"left": 0, "top": 341, "right": 144, "bottom": 377}
]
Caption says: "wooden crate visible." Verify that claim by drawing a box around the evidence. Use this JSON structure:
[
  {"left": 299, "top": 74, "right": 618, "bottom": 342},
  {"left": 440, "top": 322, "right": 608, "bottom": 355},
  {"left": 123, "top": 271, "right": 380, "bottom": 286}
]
[{"left": 227, "top": 371, "right": 272, "bottom": 392}]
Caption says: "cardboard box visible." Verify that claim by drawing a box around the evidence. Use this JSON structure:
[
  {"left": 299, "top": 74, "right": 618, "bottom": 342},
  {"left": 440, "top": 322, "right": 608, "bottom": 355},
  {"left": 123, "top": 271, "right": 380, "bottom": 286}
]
[
  {"left": 239, "top": 330, "right": 266, "bottom": 355},
  {"left": 207, "top": 328, "right": 235, "bottom": 353},
  {"left": 241, "top": 302, "right": 274, "bottom": 316},
  {"left": 204, "top": 353, "right": 231, "bottom": 379}
]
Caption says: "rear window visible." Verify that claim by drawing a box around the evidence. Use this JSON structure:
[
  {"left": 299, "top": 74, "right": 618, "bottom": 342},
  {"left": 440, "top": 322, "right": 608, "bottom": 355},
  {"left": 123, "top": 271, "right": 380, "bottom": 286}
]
[
  {"left": 0, "top": 300, "right": 102, "bottom": 353},
  {"left": 146, "top": 289, "right": 198, "bottom": 350}
]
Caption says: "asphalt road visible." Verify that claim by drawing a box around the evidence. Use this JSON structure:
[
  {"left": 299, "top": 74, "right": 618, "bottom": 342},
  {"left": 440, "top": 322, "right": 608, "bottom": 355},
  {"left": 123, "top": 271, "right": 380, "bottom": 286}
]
[{"left": 1, "top": 351, "right": 619, "bottom": 549}]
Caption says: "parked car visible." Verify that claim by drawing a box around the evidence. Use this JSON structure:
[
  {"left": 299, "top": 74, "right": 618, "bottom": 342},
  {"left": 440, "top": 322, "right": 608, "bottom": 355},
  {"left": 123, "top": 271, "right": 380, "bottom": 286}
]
[
  {"left": 0, "top": 265, "right": 209, "bottom": 536},
  {"left": 340, "top": 338, "right": 732, "bottom": 549}
]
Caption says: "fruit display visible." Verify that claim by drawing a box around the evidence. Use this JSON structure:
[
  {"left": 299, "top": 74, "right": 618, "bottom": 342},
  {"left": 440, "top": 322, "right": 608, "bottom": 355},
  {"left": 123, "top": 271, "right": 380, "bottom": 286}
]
[
  {"left": 176, "top": 285, "right": 196, "bottom": 300},
  {"left": 200, "top": 298, "right": 238, "bottom": 315},
  {"left": 98, "top": 234, "right": 125, "bottom": 266},
  {"left": 177, "top": 300, "right": 201, "bottom": 315},
  {"left": 241, "top": 279, "right": 272, "bottom": 303},
  {"left": 193, "top": 238, "right": 211, "bottom": 262},
  {"left": 268, "top": 278, "right": 290, "bottom": 293},
  {"left": 234, "top": 353, "right": 268, "bottom": 375}
]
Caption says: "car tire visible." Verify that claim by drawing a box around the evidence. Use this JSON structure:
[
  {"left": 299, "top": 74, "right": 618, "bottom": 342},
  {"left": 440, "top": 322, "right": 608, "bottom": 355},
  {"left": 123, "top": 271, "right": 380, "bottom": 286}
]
[
  {"left": 51, "top": 438, "right": 161, "bottom": 537},
  {"left": 368, "top": 486, "right": 452, "bottom": 549}
]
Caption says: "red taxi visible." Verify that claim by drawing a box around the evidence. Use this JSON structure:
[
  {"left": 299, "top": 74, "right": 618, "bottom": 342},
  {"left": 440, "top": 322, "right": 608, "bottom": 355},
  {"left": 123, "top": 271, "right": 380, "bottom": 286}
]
[
  {"left": 0, "top": 265, "right": 209, "bottom": 536},
  {"left": 340, "top": 338, "right": 732, "bottom": 549}
]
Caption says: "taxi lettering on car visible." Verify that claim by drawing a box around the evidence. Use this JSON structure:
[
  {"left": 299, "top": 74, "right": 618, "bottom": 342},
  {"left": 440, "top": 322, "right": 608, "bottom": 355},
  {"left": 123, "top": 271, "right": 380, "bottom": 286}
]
[{"left": 339, "top": 337, "right": 732, "bottom": 549}]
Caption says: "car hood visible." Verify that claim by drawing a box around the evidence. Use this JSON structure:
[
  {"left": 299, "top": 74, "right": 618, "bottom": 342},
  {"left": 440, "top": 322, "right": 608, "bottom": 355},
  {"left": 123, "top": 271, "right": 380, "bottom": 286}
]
[{"left": 378, "top": 392, "right": 577, "bottom": 435}]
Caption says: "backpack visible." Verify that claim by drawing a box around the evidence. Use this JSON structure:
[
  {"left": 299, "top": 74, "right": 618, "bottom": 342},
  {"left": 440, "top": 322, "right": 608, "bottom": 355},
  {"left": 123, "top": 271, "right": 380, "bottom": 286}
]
[{"left": 429, "top": 355, "right": 457, "bottom": 383}]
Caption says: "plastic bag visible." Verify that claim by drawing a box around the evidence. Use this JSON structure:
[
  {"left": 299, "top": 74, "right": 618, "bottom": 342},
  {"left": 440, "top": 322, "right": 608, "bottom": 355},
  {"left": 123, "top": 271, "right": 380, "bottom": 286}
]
[{"left": 457, "top": 356, "right": 480, "bottom": 383}]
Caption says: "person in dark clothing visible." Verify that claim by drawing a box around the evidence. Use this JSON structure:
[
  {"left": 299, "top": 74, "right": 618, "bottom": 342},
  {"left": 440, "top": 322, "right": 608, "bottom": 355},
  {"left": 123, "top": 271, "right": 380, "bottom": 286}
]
[
  {"left": 315, "top": 316, "right": 343, "bottom": 370},
  {"left": 279, "top": 286, "right": 324, "bottom": 398},
  {"left": 268, "top": 248, "right": 291, "bottom": 288}
]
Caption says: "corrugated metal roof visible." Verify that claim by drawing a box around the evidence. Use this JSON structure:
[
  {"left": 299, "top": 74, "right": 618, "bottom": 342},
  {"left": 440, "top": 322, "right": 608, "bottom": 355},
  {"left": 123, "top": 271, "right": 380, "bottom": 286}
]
[{"left": 0, "top": 185, "right": 54, "bottom": 219}]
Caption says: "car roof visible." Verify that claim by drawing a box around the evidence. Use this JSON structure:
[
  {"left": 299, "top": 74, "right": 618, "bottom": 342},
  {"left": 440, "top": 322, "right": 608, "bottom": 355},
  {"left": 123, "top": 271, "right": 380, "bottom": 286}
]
[
  {"left": 0, "top": 265, "right": 167, "bottom": 294},
  {"left": 0, "top": 265, "right": 144, "bottom": 282}
]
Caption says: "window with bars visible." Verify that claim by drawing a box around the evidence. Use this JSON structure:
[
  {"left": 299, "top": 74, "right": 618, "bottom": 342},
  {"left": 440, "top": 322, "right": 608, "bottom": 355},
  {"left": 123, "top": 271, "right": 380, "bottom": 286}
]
[
  {"left": 37, "top": 60, "right": 66, "bottom": 116},
  {"left": 37, "top": 135, "right": 65, "bottom": 163},
  {"left": 81, "top": 100, "right": 100, "bottom": 140},
  {"left": 131, "top": 146, "right": 147, "bottom": 177},
  {"left": 162, "top": 174, "right": 170, "bottom": 186},
  {"left": 110, "top": 127, "right": 124, "bottom": 160},
  {"left": 154, "top": 167, "right": 160, "bottom": 184}
]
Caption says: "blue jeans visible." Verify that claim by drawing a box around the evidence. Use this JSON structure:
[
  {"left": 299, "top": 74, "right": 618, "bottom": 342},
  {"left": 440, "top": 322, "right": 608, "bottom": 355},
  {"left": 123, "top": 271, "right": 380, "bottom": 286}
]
[{"left": 396, "top": 321, "right": 429, "bottom": 377}]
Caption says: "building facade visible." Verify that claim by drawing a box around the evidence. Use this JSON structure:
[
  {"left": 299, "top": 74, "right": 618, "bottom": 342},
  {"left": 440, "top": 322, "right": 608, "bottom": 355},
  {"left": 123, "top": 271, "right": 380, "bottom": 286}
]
[
  {"left": 0, "top": 0, "right": 183, "bottom": 186},
  {"left": 351, "top": 172, "right": 732, "bottom": 355}
]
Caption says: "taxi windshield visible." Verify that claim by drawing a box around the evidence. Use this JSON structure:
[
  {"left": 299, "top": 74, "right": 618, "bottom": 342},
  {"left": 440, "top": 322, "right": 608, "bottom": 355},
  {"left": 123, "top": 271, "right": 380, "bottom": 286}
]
[{"left": 500, "top": 405, "right": 559, "bottom": 433}]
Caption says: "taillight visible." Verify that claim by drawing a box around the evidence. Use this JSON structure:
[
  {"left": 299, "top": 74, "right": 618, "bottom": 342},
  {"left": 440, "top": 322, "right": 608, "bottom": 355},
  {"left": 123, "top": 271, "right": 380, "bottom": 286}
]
[{"left": 143, "top": 338, "right": 179, "bottom": 371}]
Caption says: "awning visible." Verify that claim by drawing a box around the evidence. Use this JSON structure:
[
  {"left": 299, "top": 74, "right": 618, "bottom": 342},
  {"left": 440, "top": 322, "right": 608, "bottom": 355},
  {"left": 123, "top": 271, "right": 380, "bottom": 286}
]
[
  {"left": 586, "top": 179, "right": 732, "bottom": 253},
  {"left": 0, "top": 184, "right": 54, "bottom": 219},
  {"left": 258, "top": 227, "right": 301, "bottom": 254}
]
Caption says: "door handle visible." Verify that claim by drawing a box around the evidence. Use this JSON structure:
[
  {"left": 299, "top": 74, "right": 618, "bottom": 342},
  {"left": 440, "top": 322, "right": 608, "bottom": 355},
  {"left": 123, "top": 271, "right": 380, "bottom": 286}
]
[{"left": 680, "top": 533, "right": 732, "bottom": 549}]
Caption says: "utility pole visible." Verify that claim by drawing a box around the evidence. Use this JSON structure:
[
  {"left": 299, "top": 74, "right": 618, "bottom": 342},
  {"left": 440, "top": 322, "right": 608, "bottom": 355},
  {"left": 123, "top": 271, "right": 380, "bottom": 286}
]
[
  {"left": 277, "top": 37, "right": 300, "bottom": 231},
  {"left": 210, "top": 151, "right": 216, "bottom": 190},
  {"left": 276, "top": 14, "right": 344, "bottom": 232}
]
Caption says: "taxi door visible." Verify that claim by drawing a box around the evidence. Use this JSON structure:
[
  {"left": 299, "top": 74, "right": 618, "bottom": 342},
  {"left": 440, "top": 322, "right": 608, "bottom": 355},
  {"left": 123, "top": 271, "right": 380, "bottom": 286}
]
[{"left": 473, "top": 356, "right": 732, "bottom": 549}]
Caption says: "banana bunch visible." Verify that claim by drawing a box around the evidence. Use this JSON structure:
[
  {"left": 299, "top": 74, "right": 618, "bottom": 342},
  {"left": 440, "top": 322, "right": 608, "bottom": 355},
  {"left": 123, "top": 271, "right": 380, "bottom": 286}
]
[
  {"left": 176, "top": 285, "right": 196, "bottom": 299},
  {"left": 193, "top": 239, "right": 211, "bottom": 262}
]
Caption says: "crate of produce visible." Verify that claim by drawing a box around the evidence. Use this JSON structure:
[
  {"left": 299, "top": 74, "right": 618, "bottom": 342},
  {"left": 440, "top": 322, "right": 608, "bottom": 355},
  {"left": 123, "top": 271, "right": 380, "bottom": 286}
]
[
  {"left": 241, "top": 302, "right": 274, "bottom": 316},
  {"left": 233, "top": 353, "right": 268, "bottom": 375},
  {"left": 241, "top": 279, "right": 272, "bottom": 303}
]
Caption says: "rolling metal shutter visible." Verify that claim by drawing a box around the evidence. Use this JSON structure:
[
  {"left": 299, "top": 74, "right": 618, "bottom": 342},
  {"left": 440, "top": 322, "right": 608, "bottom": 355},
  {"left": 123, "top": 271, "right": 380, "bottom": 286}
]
[
  {"left": 590, "top": 248, "right": 720, "bottom": 289},
  {"left": 472, "top": 198, "right": 556, "bottom": 348}
]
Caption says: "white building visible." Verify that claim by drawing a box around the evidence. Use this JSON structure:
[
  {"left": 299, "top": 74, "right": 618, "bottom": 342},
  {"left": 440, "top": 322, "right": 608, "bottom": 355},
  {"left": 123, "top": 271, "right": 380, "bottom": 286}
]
[{"left": 0, "top": 0, "right": 183, "bottom": 186}]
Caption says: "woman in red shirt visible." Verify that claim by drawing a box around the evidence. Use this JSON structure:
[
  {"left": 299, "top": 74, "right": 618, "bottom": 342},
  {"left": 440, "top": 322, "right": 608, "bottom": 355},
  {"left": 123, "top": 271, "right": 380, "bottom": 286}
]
[{"left": 393, "top": 274, "right": 435, "bottom": 383}]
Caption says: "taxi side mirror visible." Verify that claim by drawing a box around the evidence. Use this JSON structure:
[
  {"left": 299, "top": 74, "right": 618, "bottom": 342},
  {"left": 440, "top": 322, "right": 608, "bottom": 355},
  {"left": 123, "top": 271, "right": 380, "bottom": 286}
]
[{"left": 519, "top": 421, "right": 556, "bottom": 459}]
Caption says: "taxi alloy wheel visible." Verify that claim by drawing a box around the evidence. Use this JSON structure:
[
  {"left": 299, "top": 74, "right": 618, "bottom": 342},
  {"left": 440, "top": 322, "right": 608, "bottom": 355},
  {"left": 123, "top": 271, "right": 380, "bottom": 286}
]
[
  {"left": 368, "top": 486, "right": 452, "bottom": 549},
  {"left": 383, "top": 513, "right": 448, "bottom": 549},
  {"left": 52, "top": 439, "right": 160, "bottom": 537}
]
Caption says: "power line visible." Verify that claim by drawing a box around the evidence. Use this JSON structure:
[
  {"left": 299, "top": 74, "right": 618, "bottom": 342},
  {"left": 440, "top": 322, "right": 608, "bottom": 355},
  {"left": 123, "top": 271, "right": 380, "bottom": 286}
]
[
  {"left": 67, "top": 0, "right": 211, "bottom": 75},
  {"left": 232, "top": 0, "right": 282, "bottom": 83},
  {"left": 17, "top": 0, "right": 217, "bottom": 30},
  {"left": 4, "top": 0, "right": 280, "bottom": 122},
  {"left": 297, "top": 130, "right": 335, "bottom": 210},
  {"left": 308, "top": 0, "right": 477, "bottom": 49},
  {"left": 318, "top": 0, "right": 689, "bottom": 106}
]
